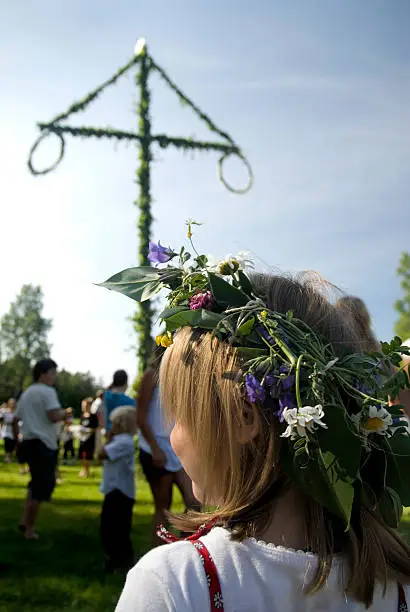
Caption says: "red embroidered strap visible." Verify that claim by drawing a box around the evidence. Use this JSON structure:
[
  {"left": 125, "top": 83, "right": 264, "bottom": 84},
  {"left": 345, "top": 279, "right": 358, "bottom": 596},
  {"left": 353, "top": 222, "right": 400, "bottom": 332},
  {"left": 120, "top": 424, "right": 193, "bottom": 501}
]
[
  {"left": 398, "top": 583, "right": 408, "bottom": 612},
  {"left": 157, "top": 522, "right": 224, "bottom": 611},
  {"left": 190, "top": 539, "right": 224, "bottom": 611}
]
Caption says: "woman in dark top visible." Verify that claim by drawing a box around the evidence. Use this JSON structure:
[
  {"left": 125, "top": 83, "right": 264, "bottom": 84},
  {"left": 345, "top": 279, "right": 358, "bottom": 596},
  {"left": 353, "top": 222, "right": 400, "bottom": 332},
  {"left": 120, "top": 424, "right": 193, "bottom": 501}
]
[{"left": 78, "top": 397, "right": 98, "bottom": 478}]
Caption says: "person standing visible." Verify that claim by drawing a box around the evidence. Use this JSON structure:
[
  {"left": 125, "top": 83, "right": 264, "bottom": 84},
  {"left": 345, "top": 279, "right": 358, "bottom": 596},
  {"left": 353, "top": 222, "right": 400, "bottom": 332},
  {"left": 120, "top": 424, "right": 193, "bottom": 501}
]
[
  {"left": 102, "top": 371, "right": 135, "bottom": 432},
  {"left": 78, "top": 397, "right": 98, "bottom": 478},
  {"left": 91, "top": 390, "right": 104, "bottom": 459},
  {"left": 99, "top": 405, "right": 137, "bottom": 573},
  {"left": 13, "top": 359, "right": 65, "bottom": 540},
  {"left": 62, "top": 408, "right": 75, "bottom": 464},
  {"left": 2, "top": 398, "right": 17, "bottom": 463},
  {"left": 137, "top": 346, "right": 198, "bottom": 546}
]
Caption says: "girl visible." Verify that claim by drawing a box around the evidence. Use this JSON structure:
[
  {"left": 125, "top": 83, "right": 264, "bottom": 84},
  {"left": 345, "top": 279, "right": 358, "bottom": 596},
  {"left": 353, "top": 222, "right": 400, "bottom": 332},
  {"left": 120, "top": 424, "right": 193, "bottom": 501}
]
[
  {"left": 78, "top": 397, "right": 98, "bottom": 478},
  {"left": 137, "top": 345, "right": 199, "bottom": 546},
  {"left": 99, "top": 405, "right": 137, "bottom": 573},
  {"left": 2, "top": 398, "right": 16, "bottom": 463},
  {"left": 62, "top": 407, "right": 75, "bottom": 464},
  {"left": 112, "top": 265, "right": 410, "bottom": 612}
]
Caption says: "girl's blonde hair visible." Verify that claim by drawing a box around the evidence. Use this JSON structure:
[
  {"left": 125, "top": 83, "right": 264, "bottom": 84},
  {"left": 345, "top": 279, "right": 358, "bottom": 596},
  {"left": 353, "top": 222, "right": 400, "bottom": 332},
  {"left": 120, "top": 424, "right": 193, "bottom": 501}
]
[
  {"left": 160, "top": 273, "right": 410, "bottom": 607},
  {"left": 110, "top": 405, "right": 137, "bottom": 436},
  {"left": 336, "top": 295, "right": 379, "bottom": 352}
]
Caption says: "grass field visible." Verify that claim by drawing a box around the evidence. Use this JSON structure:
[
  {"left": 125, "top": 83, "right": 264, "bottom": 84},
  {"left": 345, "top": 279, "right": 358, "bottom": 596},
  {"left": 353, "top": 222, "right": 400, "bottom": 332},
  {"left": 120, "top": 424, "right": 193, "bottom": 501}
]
[
  {"left": 0, "top": 452, "right": 409, "bottom": 612},
  {"left": 0, "top": 452, "right": 184, "bottom": 612}
]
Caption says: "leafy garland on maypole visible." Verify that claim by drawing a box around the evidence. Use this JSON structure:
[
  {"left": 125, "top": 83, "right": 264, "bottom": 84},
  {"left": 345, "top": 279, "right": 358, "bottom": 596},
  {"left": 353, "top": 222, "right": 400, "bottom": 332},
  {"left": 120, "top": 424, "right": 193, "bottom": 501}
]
[
  {"left": 28, "top": 39, "right": 253, "bottom": 375},
  {"left": 134, "top": 43, "right": 154, "bottom": 377}
]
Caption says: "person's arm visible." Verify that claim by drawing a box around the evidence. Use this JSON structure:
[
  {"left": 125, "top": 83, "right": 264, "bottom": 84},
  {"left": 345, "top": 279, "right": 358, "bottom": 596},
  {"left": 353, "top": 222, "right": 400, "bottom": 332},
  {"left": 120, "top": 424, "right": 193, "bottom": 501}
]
[
  {"left": 98, "top": 447, "right": 108, "bottom": 460},
  {"left": 98, "top": 436, "right": 131, "bottom": 462},
  {"left": 45, "top": 387, "right": 65, "bottom": 423},
  {"left": 137, "top": 370, "right": 166, "bottom": 468},
  {"left": 12, "top": 416, "right": 20, "bottom": 441},
  {"left": 47, "top": 408, "right": 66, "bottom": 423}
]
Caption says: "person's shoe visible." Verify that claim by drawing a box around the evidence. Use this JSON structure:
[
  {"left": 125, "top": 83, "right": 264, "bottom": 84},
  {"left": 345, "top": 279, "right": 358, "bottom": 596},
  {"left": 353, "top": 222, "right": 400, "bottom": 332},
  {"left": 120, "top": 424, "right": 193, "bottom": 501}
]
[{"left": 24, "top": 531, "right": 39, "bottom": 540}]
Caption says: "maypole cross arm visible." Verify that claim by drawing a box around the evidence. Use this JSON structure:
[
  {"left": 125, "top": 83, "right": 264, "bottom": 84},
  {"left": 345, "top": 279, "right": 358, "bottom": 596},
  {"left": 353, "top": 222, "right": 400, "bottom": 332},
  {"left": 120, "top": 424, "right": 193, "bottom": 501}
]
[
  {"left": 27, "top": 38, "right": 253, "bottom": 375},
  {"left": 27, "top": 42, "right": 253, "bottom": 194}
]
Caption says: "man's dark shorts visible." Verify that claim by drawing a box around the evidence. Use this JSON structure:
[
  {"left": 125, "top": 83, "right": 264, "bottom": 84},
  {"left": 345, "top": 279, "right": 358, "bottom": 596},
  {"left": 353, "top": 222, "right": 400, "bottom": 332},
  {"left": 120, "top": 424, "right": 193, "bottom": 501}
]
[{"left": 23, "top": 439, "right": 57, "bottom": 502}]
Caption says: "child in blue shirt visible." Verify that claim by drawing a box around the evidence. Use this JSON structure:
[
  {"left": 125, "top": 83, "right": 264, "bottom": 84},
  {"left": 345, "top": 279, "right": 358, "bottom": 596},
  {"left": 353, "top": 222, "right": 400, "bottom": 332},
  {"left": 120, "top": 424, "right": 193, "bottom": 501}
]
[{"left": 99, "top": 405, "right": 137, "bottom": 573}]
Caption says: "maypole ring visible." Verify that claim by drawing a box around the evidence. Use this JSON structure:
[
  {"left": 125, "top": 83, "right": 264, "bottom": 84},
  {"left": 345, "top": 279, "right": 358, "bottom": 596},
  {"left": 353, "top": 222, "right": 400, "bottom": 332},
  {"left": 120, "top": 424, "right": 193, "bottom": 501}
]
[
  {"left": 218, "top": 151, "right": 253, "bottom": 195},
  {"left": 28, "top": 129, "right": 65, "bottom": 176}
]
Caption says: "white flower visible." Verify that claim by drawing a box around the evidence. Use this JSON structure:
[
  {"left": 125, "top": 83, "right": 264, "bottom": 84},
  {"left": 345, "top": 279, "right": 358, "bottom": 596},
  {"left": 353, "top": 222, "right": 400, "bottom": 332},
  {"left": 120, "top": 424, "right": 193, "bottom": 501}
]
[
  {"left": 207, "top": 251, "right": 255, "bottom": 275},
  {"left": 351, "top": 405, "right": 392, "bottom": 437},
  {"left": 281, "top": 405, "right": 327, "bottom": 440},
  {"left": 134, "top": 38, "right": 147, "bottom": 56},
  {"left": 234, "top": 251, "right": 255, "bottom": 270}
]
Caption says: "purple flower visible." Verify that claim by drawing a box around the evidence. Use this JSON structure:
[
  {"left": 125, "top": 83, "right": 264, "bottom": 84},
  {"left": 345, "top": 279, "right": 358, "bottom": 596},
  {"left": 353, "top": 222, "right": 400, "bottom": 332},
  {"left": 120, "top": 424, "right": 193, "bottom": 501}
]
[
  {"left": 279, "top": 364, "right": 295, "bottom": 391},
  {"left": 189, "top": 291, "right": 215, "bottom": 311},
  {"left": 148, "top": 241, "right": 174, "bottom": 264},
  {"left": 257, "top": 326, "right": 274, "bottom": 345},
  {"left": 265, "top": 374, "right": 275, "bottom": 387},
  {"left": 245, "top": 374, "right": 266, "bottom": 404},
  {"left": 276, "top": 392, "right": 297, "bottom": 422}
]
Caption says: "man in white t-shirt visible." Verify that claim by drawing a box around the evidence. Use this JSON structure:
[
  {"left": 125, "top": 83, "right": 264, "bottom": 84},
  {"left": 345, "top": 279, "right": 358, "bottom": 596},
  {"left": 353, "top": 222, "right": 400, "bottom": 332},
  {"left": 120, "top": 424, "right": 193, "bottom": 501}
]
[{"left": 13, "top": 358, "right": 66, "bottom": 540}]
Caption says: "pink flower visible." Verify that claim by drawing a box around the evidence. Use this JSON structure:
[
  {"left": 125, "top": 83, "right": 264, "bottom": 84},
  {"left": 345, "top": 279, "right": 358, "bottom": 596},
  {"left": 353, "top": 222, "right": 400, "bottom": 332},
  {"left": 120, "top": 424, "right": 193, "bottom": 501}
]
[{"left": 189, "top": 291, "right": 214, "bottom": 311}]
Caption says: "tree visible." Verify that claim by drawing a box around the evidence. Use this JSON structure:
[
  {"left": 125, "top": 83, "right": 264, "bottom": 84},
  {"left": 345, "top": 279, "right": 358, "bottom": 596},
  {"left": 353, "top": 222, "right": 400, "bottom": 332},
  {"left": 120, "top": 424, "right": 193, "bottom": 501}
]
[
  {"left": 394, "top": 252, "right": 410, "bottom": 341},
  {"left": 0, "top": 284, "right": 52, "bottom": 394},
  {"left": 56, "top": 370, "right": 99, "bottom": 417}
]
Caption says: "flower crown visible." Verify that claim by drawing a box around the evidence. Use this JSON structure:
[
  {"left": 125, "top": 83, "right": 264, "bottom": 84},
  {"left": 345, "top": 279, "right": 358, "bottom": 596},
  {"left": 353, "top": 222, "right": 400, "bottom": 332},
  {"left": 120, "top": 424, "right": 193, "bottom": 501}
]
[{"left": 100, "top": 223, "right": 410, "bottom": 529}]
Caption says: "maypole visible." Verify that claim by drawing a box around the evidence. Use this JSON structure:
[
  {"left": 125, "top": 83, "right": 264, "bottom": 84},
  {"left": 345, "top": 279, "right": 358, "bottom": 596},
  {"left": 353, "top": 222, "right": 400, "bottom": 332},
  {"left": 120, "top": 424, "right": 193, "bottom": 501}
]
[{"left": 28, "top": 39, "right": 253, "bottom": 375}]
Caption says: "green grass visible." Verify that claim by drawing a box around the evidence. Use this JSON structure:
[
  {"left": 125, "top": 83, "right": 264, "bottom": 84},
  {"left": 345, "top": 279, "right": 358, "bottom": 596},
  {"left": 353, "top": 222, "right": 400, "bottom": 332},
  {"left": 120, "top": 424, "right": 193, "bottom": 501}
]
[
  {"left": 0, "top": 452, "right": 184, "bottom": 612},
  {"left": 1, "top": 452, "right": 409, "bottom": 612}
]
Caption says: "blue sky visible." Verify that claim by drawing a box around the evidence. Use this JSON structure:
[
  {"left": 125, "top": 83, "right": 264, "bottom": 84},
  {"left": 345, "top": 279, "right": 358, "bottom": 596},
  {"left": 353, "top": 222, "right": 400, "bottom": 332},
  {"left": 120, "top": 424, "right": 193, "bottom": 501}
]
[{"left": 1, "top": 1, "right": 409, "bottom": 383}]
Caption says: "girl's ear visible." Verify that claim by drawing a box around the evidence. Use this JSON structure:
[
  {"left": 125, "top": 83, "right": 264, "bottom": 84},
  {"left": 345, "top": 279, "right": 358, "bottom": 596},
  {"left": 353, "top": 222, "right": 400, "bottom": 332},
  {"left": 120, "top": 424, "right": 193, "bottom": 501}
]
[{"left": 236, "top": 402, "right": 260, "bottom": 444}]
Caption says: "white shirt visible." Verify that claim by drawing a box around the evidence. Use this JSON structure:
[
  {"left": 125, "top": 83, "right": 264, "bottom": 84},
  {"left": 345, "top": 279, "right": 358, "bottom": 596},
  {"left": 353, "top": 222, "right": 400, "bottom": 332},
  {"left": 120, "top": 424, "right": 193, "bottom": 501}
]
[
  {"left": 15, "top": 383, "right": 61, "bottom": 450},
  {"left": 2, "top": 411, "right": 14, "bottom": 439},
  {"left": 100, "top": 433, "right": 136, "bottom": 500},
  {"left": 91, "top": 397, "right": 102, "bottom": 415},
  {"left": 138, "top": 387, "right": 182, "bottom": 472},
  {"left": 116, "top": 526, "right": 409, "bottom": 612}
]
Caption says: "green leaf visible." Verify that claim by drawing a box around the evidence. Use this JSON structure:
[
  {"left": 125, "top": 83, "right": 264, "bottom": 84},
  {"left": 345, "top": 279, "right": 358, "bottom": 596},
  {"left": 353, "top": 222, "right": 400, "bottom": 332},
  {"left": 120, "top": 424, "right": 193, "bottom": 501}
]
[
  {"left": 164, "top": 309, "right": 224, "bottom": 332},
  {"left": 236, "top": 347, "right": 266, "bottom": 361},
  {"left": 317, "top": 404, "right": 361, "bottom": 482},
  {"left": 282, "top": 404, "right": 362, "bottom": 529},
  {"left": 237, "top": 317, "right": 255, "bottom": 337},
  {"left": 160, "top": 306, "right": 188, "bottom": 320},
  {"left": 207, "top": 273, "right": 249, "bottom": 308},
  {"left": 360, "top": 447, "right": 387, "bottom": 502},
  {"left": 378, "top": 487, "right": 403, "bottom": 528},
  {"left": 195, "top": 255, "right": 208, "bottom": 268},
  {"left": 281, "top": 441, "right": 355, "bottom": 528},
  {"left": 140, "top": 281, "right": 162, "bottom": 302},
  {"left": 384, "top": 434, "right": 410, "bottom": 506},
  {"left": 97, "top": 267, "right": 161, "bottom": 302},
  {"left": 237, "top": 270, "right": 253, "bottom": 296}
]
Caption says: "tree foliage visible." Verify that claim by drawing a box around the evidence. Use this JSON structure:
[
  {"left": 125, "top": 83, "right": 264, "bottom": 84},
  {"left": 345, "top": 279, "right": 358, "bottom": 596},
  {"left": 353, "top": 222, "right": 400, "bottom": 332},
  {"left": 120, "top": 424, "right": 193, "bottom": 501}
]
[
  {"left": 394, "top": 252, "right": 410, "bottom": 341},
  {"left": 56, "top": 370, "right": 100, "bottom": 417},
  {"left": 1, "top": 284, "right": 52, "bottom": 361},
  {"left": 0, "top": 285, "right": 52, "bottom": 395}
]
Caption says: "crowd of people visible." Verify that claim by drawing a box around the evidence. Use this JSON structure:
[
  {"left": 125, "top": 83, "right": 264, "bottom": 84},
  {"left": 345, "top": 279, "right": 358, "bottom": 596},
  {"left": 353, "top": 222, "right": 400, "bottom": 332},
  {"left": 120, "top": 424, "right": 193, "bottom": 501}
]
[
  {"left": 0, "top": 354, "right": 198, "bottom": 573},
  {"left": 1, "top": 282, "right": 410, "bottom": 611}
]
